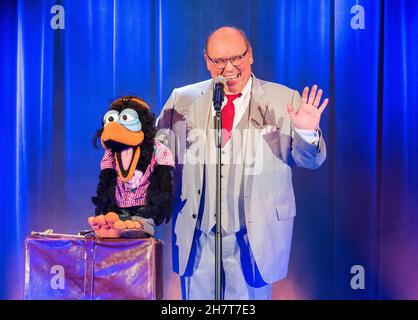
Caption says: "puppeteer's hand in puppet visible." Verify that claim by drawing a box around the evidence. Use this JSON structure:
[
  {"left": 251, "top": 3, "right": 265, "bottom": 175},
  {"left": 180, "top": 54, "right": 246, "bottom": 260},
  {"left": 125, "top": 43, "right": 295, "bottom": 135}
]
[{"left": 88, "top": 96, "right": 174, "bottom": 238}]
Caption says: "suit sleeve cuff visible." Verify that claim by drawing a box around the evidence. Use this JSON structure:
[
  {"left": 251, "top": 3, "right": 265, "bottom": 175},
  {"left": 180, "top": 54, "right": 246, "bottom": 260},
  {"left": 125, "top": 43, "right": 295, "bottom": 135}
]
[{"left": 294, "top": 128, "right": 320, "bottom": 146}]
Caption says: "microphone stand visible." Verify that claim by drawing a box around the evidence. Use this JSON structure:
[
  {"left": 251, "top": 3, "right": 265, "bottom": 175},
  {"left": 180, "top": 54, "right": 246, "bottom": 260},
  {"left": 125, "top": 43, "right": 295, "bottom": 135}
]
[{"left": 212, "top": 77, "right": 225, "bottom": 300}]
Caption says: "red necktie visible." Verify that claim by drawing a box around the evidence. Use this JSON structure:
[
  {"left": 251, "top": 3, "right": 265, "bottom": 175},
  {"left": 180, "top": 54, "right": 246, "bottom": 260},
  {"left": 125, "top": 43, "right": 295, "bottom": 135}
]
[{"left": 222, "top": 93, "right": 241, "bottom": 146}]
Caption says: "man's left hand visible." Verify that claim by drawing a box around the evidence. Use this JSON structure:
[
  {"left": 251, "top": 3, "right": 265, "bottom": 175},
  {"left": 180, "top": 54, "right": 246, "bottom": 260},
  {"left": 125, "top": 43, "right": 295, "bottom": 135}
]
[{"left": 287, "top": 85, "right": 329, "bottom": 131}]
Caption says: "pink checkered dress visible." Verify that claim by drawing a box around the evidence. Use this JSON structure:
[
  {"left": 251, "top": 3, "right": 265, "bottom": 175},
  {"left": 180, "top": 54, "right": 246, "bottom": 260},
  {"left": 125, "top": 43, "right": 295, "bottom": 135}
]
[{"left": 100, "top": 139, "right": 174, "bottom": 208}]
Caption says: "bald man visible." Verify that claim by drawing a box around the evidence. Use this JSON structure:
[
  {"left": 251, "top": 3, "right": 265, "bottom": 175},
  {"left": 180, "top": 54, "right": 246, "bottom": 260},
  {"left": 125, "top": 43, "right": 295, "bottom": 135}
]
[{"left": 157, "top": 26, "right": 328, "bottom": 300}]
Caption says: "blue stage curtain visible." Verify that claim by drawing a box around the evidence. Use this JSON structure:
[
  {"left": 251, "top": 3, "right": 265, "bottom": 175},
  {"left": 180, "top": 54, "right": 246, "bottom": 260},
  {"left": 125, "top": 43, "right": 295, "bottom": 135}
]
[{"left": 0, "top": 0, "right": 417, "bottom": 299}]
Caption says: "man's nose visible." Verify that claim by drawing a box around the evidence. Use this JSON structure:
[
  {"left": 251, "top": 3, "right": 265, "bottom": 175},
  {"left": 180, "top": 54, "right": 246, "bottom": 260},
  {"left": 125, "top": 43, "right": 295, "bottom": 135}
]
[{"left": 223, "top": 60, "right": 236, "bottom": 73}]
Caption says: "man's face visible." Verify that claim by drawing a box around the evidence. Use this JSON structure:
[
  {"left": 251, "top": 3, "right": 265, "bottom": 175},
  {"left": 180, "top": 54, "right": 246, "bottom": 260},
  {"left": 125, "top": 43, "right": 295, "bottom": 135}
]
[{"left": 205, "top": 29, "right": 253, "bottom": 94}]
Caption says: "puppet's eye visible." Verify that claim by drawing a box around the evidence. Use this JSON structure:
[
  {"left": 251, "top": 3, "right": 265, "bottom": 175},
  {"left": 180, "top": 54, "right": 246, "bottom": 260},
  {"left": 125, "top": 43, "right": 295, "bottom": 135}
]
[
  {"left": 103, "top": 110, "right": 120, "bottom": 126},
  {"left": 121, "top": 113, "right": 134, "bottom": 121},
  {"left": 119, "top": 108, "right": 141, "bottom": 132},
  {"left": 119, "top": 109, "right": 138, "bottom": 123}
]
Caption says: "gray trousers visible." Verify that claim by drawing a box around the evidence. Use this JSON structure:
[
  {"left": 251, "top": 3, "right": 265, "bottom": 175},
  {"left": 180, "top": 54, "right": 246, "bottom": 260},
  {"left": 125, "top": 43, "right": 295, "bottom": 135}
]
[{"left": 180, "top": 228, "right": 272, "bottom": 300}]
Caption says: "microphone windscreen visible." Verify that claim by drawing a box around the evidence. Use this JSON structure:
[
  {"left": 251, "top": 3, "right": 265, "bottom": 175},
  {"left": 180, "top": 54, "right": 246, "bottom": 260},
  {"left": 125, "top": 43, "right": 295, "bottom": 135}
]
[{"left": 214, "top": 75, "right": 226, "bottom": 85}]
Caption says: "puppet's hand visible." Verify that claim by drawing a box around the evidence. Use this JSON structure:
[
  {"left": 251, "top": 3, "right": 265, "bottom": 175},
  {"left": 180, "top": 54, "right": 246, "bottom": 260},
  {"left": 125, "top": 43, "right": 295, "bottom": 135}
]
[
  {"left": 88, "top": 212, "right": 120, "bottom": 238},
  {"left": 88, "top": 212, "right": 142, "bottom": 238}
]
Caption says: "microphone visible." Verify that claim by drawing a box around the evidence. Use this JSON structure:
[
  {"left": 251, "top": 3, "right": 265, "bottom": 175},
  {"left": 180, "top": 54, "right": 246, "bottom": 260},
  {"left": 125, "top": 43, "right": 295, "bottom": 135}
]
[{"left": 213, "top": 76, "right": 226, "bottom": 111}]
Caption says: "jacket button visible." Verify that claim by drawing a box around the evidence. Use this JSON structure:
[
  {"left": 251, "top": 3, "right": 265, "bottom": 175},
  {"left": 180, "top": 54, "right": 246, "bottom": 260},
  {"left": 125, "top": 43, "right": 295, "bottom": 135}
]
[
  {"left": 192, "top": 214, "right": 197, "bottom": 219},
  {"left": 197, "top": 189, "right": 201, "bottom": 195}
]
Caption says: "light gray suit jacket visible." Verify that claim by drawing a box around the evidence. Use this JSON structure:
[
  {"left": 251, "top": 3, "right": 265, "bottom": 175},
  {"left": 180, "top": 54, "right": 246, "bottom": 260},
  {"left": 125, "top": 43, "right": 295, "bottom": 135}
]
[{"left": 157, "top": 75, "right": 326, "bottom": 283}]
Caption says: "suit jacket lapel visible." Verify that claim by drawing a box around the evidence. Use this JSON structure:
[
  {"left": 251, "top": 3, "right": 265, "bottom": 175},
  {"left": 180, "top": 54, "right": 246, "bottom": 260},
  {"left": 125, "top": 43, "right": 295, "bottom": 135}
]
[
  {"left": 187, "top": 82, "right": 213, "bottom": 193},
  {"left": 248, "top": 75, "right": 268, "bottom": 130},
  {"left": 191, "top": 84, "right": 213, "bottom": 132},
  {"left": 243, "top": 75, "right": 268, "bottom": 196}
]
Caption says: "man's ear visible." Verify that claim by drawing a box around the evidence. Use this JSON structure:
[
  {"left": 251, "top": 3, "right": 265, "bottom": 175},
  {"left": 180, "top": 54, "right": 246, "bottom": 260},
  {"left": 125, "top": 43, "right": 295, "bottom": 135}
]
[
  {"left": 248, "top": 48, "right": 254, "bottom": 65},
  {"left": 204, "top": 55, "right": 211, "bottom": 71}
]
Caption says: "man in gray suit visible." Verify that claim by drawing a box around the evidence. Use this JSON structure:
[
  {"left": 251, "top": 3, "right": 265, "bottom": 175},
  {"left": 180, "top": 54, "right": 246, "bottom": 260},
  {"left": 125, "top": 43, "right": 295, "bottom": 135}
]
[{"left": 157, "top": 26, "right": 329, "bottom": 299}]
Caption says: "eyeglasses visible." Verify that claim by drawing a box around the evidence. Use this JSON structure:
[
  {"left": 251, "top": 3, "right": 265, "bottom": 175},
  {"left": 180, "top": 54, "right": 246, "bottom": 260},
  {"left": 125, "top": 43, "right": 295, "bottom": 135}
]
[{"left": 206, "top": 48, "right": 249, "bottom": 69}]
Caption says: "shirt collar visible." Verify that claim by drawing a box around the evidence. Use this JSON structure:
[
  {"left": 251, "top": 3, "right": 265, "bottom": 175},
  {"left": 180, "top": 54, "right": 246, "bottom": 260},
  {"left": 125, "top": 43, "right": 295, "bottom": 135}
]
[
  {"left": 240, "top": 76, "right": 252, "bottom": 98},
  {"left": 223, "top": 76, "right": 252, "bottom": 101}
]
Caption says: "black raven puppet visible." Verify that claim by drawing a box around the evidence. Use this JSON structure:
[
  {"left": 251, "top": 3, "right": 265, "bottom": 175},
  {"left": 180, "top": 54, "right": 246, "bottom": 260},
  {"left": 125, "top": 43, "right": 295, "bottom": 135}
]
[{"left": 88, "top": 96, "right": 174, "bottom": 238}]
